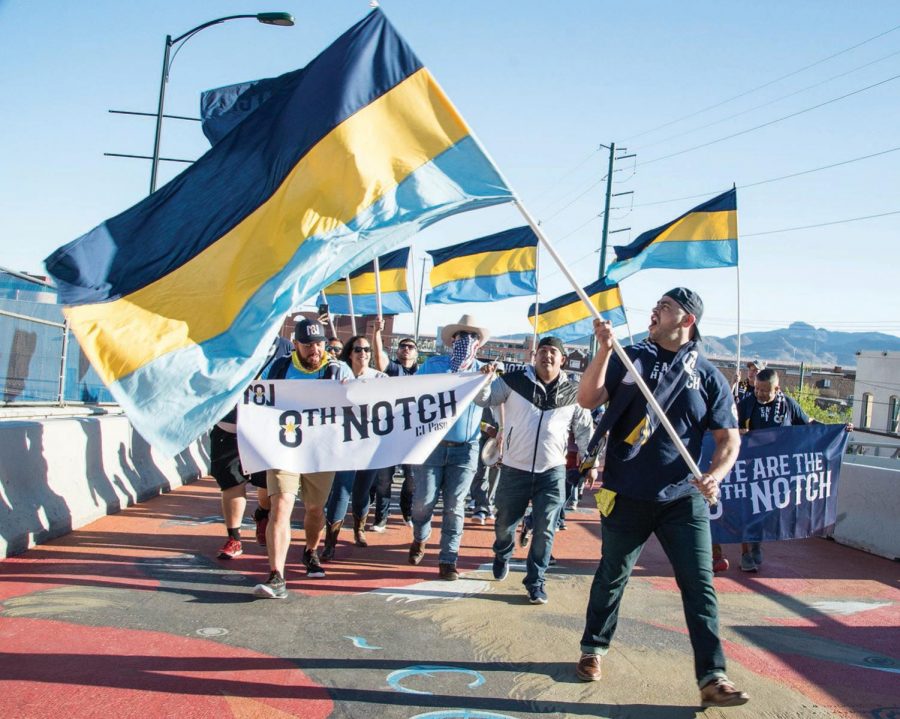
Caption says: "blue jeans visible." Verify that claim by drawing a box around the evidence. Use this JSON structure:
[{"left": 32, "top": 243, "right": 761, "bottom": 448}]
[
  {"left": 493, "top": 465, "right": 565, "bottom": 589},
  {"left": 412, "top": 441, "right": 479, "bottom": 564},
  {"left": 324, "top": 469, "right": 378, "bottom": 524},
  {"left": 580, "top": 492, "right": 727, "bottom": 687}
]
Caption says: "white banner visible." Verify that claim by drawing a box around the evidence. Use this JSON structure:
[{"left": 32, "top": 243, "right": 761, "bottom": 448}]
[{"left": 237, "top": 372, "right": 489, "bottom": 474}]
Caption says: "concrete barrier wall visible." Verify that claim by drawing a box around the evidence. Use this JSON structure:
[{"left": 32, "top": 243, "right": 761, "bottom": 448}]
[
  {"left": 0, "top": 414, "right": 209, "bottom": 558},
  {"left": 831, "top": 460, "right": 899, "bottom": 560}
]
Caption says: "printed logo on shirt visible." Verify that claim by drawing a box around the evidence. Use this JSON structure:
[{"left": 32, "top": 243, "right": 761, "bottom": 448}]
[
  {"left": 622, "top": 359, "right": 642, "bottom": 385},
  {"left": 682, "top": 350, "right": 701, "bottom": 390}
]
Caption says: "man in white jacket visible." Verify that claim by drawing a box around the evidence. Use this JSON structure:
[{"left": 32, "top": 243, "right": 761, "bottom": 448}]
[{"left": 476, "top": 336, "right": 595, "bottom": 604}]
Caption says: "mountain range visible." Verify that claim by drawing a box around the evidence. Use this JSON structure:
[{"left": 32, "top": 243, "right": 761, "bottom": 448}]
[{"left": 500, "top": 322, "right": 900, "bottom": 367}]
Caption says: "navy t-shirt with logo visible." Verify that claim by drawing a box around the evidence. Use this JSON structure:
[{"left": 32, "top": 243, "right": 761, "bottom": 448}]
[
  {"left": 737, "top": 393, "right": 809, "bottom": 430},
  {"left": 601, "top": 341, "right": 738, "bottom": 502}
]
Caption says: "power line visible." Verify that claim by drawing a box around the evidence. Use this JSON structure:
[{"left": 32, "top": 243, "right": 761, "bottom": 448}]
[
  {"left": 632, "top": 145, "right": 900, "bottom": 208},
  {"left": 743, "top": 209, "right": 900, "bottom": 237},
  {"left": 639, "top": 73, "right": 900, "bottom": 167},
  {"left": 625, "top": 22, "right": 900, "bottom": 142},
  {"left": 635, "top": 48, "right": 900, "bottom": 152}
]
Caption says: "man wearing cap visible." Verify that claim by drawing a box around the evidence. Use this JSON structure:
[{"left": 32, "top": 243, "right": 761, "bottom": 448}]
[
  {"left": 475, "top": 336, "right": 595, "bottom": 604},
  {"left": 735, "top": 359, "right": 765, "bottom": 402},
  {"left": 407, "top": 314, "right": 490, "bottom": 580},
  {"left": 574, "top": 289, "right": 749, "bottom": 708},
  {"left": 251, "top": 319, "right": 353, "bottom": 599}
]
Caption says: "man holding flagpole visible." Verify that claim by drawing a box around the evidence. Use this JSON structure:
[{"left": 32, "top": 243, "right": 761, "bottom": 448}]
[{"left": 574, "top": 288, "right": 749, "bottom": 708}]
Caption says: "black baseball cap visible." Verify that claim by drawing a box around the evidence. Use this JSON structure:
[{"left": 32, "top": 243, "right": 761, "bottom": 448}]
[
  {"left": 294, "top": 319, "right": 327, "bottom": 344},
  {"left": 664, "top": 287, "right": 703, "bottom": 340},
  {"left": 537, "top": 336, "right": 566, "bottom": 354}
]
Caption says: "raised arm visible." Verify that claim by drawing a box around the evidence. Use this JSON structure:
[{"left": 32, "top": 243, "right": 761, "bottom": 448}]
[
  {"left": 577, "top": 319, "right": 614, "bottom": 409},
  {"left": 372, "top": 317, "right": 389, "bottom": 372}
]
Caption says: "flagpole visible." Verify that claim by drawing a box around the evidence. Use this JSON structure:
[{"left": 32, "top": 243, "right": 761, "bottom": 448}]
[
  {"left": 511, "top": 197, "right": 707, "bottom": 486},
  {"left": 373, "top": 255, "right": 383, "bottom": 321},
  {"left": 414, "top": 256, "right": 427, "bottom": 343},
  {"left": 531, "top": 241, "right": 540, "bottom": 356},
  {"left": 734, "top": 183, "right": 742, "bottom": 397},
  {"left": 408, "top": 250, "right": 418, "bottom": 340},
  {"left": 345, "top": 276, "right": 358, "bottom": 336}
]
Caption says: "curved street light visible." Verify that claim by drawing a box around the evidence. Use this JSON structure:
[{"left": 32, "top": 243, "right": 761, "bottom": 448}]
[{"left": 149, "top": 12, "right": 295, "bottom": 194}]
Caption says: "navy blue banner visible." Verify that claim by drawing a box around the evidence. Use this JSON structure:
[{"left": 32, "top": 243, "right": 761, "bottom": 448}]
[{"left": 700, "top": 424, "right": 849, "bottom": 543}]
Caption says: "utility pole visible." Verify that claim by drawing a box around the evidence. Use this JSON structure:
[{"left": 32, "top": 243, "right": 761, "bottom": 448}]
[{"left": 590, "top": 142, "right": 635, "bottom": 357}]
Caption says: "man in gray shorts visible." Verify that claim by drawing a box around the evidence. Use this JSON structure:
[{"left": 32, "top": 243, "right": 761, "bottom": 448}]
[{"left": 252, "top": 319, "right": 352, "bottom": 599}]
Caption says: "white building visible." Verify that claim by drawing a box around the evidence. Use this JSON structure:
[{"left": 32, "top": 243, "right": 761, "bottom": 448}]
[{"left": 852, "top": 351, "right": 900, "bottom": 434}]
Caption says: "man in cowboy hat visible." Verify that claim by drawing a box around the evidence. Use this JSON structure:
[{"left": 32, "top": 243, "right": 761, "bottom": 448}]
[{"left": 408, "top": 314, "right": 491, "bottom": 580}]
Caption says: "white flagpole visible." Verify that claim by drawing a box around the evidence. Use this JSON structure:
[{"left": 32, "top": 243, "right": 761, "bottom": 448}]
[
  {"left": 457, "top": 126, "right": 708, "bottom": 490},
  {"left": 530, "top": 241, "right": 540, "bottom": 356},
  {"left": 345, "top": 276, "right": 358, "bottom": 336},
  {"left": 512, "top": 197, "right": 707, "bottom": 485},
  {"left": 373, "top": 255, "right": 383, "bottom": 321},
  {"left": 734, "top": 185, "right": 742, "bottom": 397}
]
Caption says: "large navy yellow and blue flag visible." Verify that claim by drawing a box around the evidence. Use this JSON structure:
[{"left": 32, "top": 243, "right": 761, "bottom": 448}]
[
  {"left": 43, "top": 10, "right": 513, "bottom": 453},
  {"left": 323, "top": 247, "right": 412, "bottom": 315},
  {"left": 425, "top": 226, "right": 537, "bottom": 304},
  {"left": 529, "top": 279, "right": 626, "bottom": 342},
  {"left": 605, "top": 189, "right": 738, "bottom": 283}
]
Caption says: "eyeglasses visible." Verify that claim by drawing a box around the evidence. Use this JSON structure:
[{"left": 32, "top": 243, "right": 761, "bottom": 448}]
[
  {"left": 352, "top": 346, "right": 372, "bottom": 354},
  {"left": 398, "top": 343, "right": 416, "bottom": 350}
]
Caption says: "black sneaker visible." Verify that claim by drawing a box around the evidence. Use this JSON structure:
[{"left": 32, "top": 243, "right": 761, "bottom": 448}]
[
  {"left": 492, "top": 556, "right": 509, "bottom": 581},
  {"left": 253, "top": 570, "right": 287, "bottom": 599},
  {"left": 304, "top": 548, "right": 326, "bottom": 578},
  {"left": 528, "top": 583, "right": 548, "bottom": 604}
]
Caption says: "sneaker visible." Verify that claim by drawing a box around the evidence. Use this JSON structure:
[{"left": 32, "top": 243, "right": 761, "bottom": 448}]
[
  {"left": 438, "top": 562, "right": 459, "bottom": 581},
  {"left": 700, "top": 677, "right": 750, "bottom": 708},
  {"left": 253, "top": 571, "right": 287, "bottom": 599},
  {"left": 304, "top": 548, "right": 326, "bottom": 578},
  {"left": 575, "top": 653, "right": 602, "bottom": 681},
  {"left": 557, "top": 518, "right": 567, "bottom": 530},
  {"left": 408, "top": 540, "right": 426, "bottom": 565},
  {"left": 548, "top": 555, "right": 557, "bottom": 566},
  {"left": 712, "top": 556, "right": 729, "bottom": 573},
  {"left": 253, "top": 507, "right": 269, "bottom": 546},
  {"left": 218, "top": 537, "right": 243, "bottom": 559},
  {"left": 519, "top": 525, "right": 531, "bottom": 548},
  {"left": 750, "top": 543, "right": 763, "bottom": 566},
  {"left": 528, "top": 584, "right": 548, "bottom": 604},
  {"left": 370, "top": 519, "right": 388, "bottom": 533},
  {"left": 402, "top": 514, "right": 413, "bottom": 528},
  {"left": 740, "top": 552, "right": 758, "bottom": 573},
  {"left": 565, "top": 500, "right": 576, "bottom": 511},
  {"left": 492, "top": 556, "right": 509, "bottom": 581},
  {"left": 473, "top": 511, "right": 487, "bottom": 525}
]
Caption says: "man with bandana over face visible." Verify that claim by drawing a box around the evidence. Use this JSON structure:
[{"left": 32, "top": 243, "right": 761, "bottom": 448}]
[{"left": 408, "top": 314, "right": 490, "bottom": 580}]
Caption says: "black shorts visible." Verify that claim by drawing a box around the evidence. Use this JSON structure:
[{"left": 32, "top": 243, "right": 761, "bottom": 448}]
[{"left": 209, "top": 425, "right": 267, "bottom": 490}]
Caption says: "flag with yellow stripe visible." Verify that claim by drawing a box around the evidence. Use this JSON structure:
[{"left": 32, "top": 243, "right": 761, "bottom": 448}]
[
  {"left": 323, "top": 247, "right": 411, "bottom": 315},
  {"left": 606, "top": 189, "right": 738, "bottom": 283},
  {"left": 44, "top": 9, "right": 513, "bottom": 453},
  {"left": 528, "top": 278, "right": 626, "bottom": 342},
  {"left": 425, "top": 226, "right": 537, "bottom": 304}
]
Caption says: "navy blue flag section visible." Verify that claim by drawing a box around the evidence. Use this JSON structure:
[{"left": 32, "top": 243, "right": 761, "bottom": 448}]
[{"left": 700, "top": 423, "right": 849, "bottom": 544}]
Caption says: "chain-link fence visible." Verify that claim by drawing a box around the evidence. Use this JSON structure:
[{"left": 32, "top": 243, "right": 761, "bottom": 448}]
[{"left": 0, "top": 271, "right": 114, "bottom": 405}]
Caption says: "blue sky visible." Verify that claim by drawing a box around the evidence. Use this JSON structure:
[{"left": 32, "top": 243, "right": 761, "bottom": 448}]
[{"left": 1, "top": 0, "right": 898, "bottom": 342}]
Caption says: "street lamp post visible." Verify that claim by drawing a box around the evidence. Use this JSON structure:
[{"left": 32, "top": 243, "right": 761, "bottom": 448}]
[{"left": 149, "top": 12, "right": 294, "bottom": 195}]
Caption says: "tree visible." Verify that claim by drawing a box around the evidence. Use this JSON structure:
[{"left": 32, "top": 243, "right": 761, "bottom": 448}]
[{"left": 785, "top": 385, "right": 851, "bottom": 424}]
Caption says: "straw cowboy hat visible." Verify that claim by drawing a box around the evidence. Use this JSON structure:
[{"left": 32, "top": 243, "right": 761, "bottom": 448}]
[{"left": 441, "top": 314, "right": 490, "bottom": 346}]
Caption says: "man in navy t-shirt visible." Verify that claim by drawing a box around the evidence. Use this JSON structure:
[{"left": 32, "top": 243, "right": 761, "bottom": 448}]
[{"left": 574, "top": 288, "right": 748, "bottom": 709}]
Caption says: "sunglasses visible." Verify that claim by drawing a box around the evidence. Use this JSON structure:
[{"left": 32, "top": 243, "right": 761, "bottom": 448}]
[
  {"left": 352, "top": 346, "right": 372, "bottom": 354},
  {"left": 398, "top": 343, "right": 417, "bottom": 350},
  {"left": 326, "top": 345, "right": 342, "bottom": 352}
]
